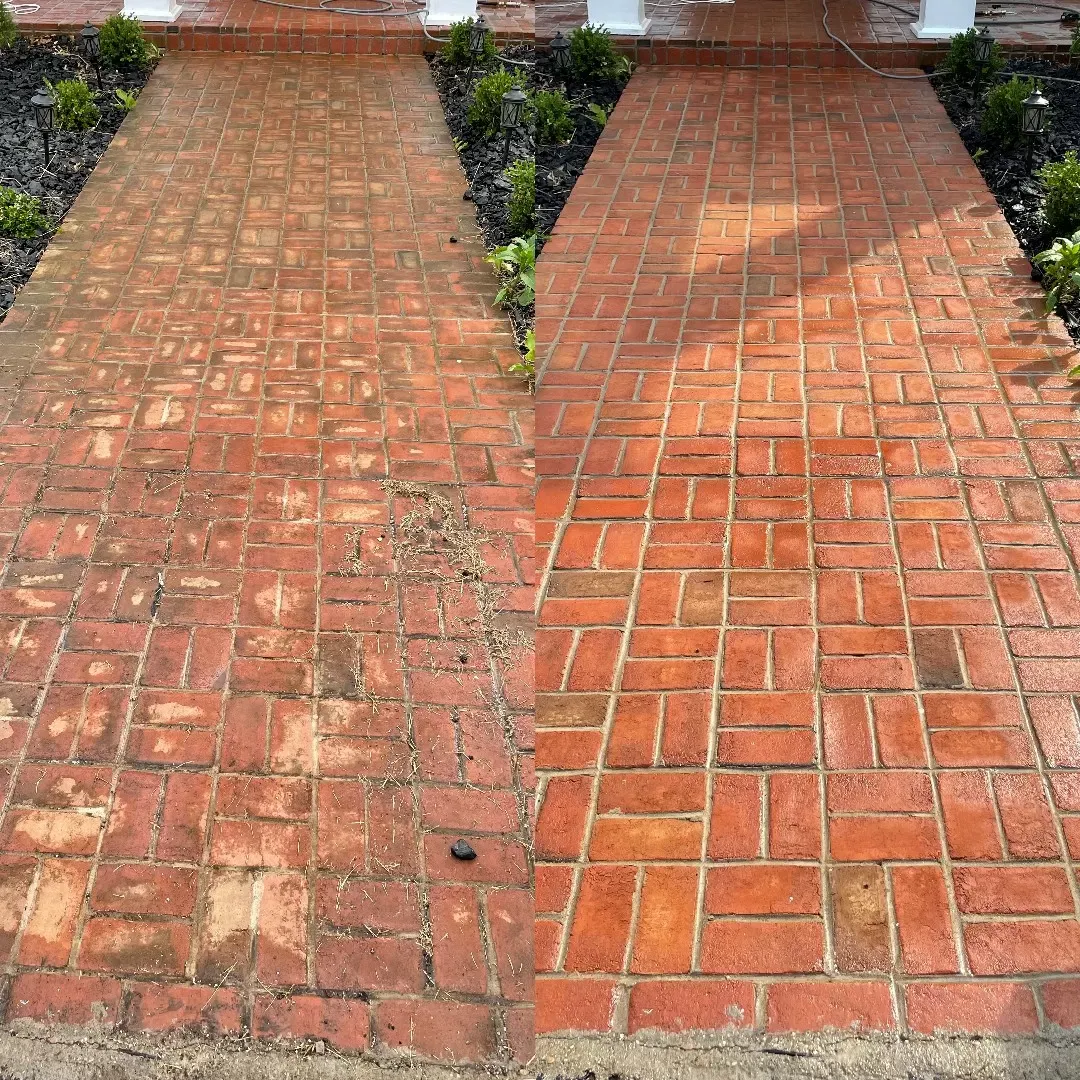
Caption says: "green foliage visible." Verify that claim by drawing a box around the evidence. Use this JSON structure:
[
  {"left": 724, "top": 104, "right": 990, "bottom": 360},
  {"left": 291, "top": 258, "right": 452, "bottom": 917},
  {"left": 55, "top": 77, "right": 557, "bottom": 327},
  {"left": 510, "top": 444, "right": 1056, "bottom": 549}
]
[
  {"left": 468, "top": 67, "right": 524, "bottom": 138},
  {"left": 509, "top": 328, "right": 535, "bottom": 383},
  {"left": 99, "top": 12, "right": 152, "bottom": 71},
  {"left": 505, "top": 158, "right": 535, "bottom": 234},
  {"left": 443, "top": 16, "right": 495, "bottom": 66},
  {"left": 47, "top": 79, "right": 100, "bottom": 132},
  {"left": 485, "top": 233, "right": 535, "bottom": 307},
  {"left": 586, "top": 102, "right": 610, "bottom": 128},
  {"left": 980, "top": 75, "right": 1036, "bottom": 149},
  {"left": 1071, "top": 23, "right": 1080, "bottom": 57},
  {"left": 114, "top": 87, "right": 139, "bottom": 112},
  {"left": 1040, "top": 151, "right": 1080, "bottom": 236},
  {"left": 942, "top": 27, "right": 1004, "bottom": 84},
  {"left": 0, "top": 1, "right": 17, "bottom": 50},
  {"left": 533, "top": 89, "right": 574, "bottom": 144},
  {"left": 569, "top": 23, "right": 620, "bottom": 80},
  {"left": 0, "top": 186, "right": 50, "bottom": 239},
  {"left": 1035, "top": 228, "right": 1080, "bottom": 317}
]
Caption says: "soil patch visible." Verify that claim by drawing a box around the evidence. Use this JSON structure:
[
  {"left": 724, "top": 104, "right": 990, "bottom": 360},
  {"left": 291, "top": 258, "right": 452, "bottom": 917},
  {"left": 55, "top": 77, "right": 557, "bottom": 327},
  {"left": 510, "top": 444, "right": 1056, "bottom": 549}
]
[
  {"left": 428, "top": 43, "right": 629, "bottom": 361},
  {"left": 0, "top": 36, "right": 155, "bottom": 323},
  {"left": 935, "top": 58, "right": 1080, "bottom": 344}
]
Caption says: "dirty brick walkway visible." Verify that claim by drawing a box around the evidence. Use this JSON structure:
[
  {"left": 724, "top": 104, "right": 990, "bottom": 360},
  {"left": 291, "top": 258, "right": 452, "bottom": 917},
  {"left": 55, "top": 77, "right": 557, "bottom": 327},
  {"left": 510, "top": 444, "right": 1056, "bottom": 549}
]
[
  {"left": 0, "top": 56, "right": 533, "bottom": 1062},
  {"left": 536, "top": 66, "right": 1080, "bottom": 1037}
]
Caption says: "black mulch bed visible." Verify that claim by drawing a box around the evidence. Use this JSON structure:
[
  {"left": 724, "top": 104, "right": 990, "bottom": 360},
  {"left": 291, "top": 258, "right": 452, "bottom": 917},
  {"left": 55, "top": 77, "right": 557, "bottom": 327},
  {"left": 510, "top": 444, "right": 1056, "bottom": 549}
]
[
  {"left": 428, "top": 43, "right": 628, "bottom": 356},
  {"left": 0, "top": 37, "right": 155, "bottom": 323},
  {"left": 935, "top": 58, "right": 1080, "bottom": 344}
]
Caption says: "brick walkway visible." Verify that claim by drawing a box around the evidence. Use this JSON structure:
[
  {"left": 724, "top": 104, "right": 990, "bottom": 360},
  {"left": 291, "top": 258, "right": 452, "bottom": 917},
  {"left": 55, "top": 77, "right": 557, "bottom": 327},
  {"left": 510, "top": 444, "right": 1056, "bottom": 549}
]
[
  {"left": 535, "top": 65, "right": 1080, "bottom": 1038},
  {"left": 0, "top": 55, "right": 533, "bottom": 1062}
]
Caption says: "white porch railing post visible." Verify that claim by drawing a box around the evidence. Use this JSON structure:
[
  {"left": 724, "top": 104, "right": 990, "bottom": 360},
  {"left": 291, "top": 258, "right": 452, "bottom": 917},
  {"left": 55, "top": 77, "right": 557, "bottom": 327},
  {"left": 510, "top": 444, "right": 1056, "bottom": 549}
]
[
  {"left": 585, "top": 0, "right": 650, "bottom": 36},
  {"left": 122, "top": 0, "right": 182, "bottom": 21},
  {"left": 424, "top": 0, "right": 478, "bottom": 27},
  {"left": 910, "top": 0, "right": 975, "bottom": 38}
]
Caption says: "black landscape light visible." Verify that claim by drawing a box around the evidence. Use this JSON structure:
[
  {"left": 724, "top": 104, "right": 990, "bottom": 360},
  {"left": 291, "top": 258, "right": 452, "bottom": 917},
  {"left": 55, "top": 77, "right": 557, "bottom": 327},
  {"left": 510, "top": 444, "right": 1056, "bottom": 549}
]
[
  {"left": 1021, "top": 86, "right": 1049, "bottom": 170},
  {"left": 550, "top": 29, "right": 571, "bottom": 74},
  {"left": 31, "top": 86, "right": 56, "bottom": 168},
  {"left": 80, "top": 22, "right": 103, "bottom": 91},
  {"left": 972, "top": 26, "right": 994, "bottom": 96},
  {"left": 500, "top": 85, "right": 527, "bottom": 164},
  {"left": 466, "top": 13, "right": 490, "bottom": 81}
]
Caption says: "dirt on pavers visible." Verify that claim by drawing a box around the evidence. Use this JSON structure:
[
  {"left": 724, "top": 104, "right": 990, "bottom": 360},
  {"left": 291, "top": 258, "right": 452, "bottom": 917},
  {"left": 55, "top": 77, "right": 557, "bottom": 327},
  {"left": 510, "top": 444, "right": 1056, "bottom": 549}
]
[
  {"left": 539, "top": 1032, "right": 1080, "bottom": 1080},
  {"left": 0, "top": 1028, "right": 534, "bottom": 1080}
]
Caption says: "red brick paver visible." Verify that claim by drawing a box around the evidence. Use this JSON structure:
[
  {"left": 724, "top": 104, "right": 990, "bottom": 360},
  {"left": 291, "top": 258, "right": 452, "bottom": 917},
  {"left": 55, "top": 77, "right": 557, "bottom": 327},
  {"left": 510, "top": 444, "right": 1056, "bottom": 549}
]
[
  {"left": 535, "top": 0, "right": 1075, "bottom": 67},
  {"left": 535, "top": 65, "right": 1080, "bottom": 1037},
  {"left": 0, "top": 55, "right": 533, "bottom": 1062},
  {"left": 16, "top": 0, "right": 532, "bottom": 56}
]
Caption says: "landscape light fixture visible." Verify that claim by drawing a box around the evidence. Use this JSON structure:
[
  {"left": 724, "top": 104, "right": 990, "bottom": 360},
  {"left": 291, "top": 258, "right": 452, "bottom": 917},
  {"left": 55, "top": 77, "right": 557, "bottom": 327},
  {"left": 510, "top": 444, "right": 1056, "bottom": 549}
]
[
  {"left": 972, "top": 26, "right": 994, "bottom": 96},
  {"left": 500, "top": 86, "right": 527, "bottom": 164},
  {"left": 466, "top": 13, "right": 490, "bottom": 81},
  {"left": 1021, "top": 86, "right": 1049, "bottom": 171},
  {"left": 549, "top": 30, "right": 571, "bottom": 74},
  {"left": 80, "top": 22, "right": 103, "bottom": 90},
  {"left": 31, "top": 86, "right": 56, "bottom": 168}
]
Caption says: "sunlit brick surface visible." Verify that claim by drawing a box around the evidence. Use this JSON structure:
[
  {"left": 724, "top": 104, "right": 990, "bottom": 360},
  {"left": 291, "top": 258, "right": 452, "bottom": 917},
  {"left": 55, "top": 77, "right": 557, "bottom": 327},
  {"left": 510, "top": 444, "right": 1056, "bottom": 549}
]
[
  {"left": 0, "top": 55, "right": 533, "bottom": 1062},
  {"left": 535, "top": 65, "right": 1080, "bottom": 1037}
]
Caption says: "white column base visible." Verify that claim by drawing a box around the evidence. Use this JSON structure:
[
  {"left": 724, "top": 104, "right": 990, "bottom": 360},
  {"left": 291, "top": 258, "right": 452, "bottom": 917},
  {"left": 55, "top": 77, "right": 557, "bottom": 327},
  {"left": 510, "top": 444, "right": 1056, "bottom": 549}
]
[
  {"left": 122, "top": 0, "right": 181, "bottom": 20},
  {"left": 909, "top": 0, "right": 975, "bottom": 37},
  {"left": 423, "top": 0, "right": 477, "bottom": 27},
  {"left": 586, "top": 0, "right": 651, "bottom": 36}
]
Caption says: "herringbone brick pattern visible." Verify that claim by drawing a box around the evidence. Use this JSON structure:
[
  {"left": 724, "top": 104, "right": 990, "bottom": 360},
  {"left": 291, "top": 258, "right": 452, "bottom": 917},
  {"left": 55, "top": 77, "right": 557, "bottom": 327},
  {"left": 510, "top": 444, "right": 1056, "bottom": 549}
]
[
  {"left": 0, "top": 55, "right": 533, "bottom": 1062},
  {"left": 535, "top": 65, "right": 1080, "bottom": 1037}
]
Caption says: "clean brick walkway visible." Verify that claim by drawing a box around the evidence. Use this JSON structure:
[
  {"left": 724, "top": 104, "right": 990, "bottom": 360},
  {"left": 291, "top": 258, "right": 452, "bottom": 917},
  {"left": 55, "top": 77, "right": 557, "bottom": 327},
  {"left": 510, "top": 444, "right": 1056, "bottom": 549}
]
[
  {"left": 0, "top": 55, "right": 533, "bottom": 1062},
  {"left": 535, "top": 65, "right": 1080, "bottom": 1037}
]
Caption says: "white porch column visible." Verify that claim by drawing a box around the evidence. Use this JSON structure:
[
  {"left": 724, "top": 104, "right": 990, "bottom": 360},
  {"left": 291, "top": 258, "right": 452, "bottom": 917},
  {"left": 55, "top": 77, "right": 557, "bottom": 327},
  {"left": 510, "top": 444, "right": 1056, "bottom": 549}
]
[
  {"left": 586, "top": 0, "right": 650, "bottom": 36},
  {"left": 910, "top": 0, "right": 975, "bottom": 38},
  {"left": 424, "top": 0, "right": 477, "bottom": 27},
  {"left": 122, "top": 0, "right": 181, "bottom": 21}
]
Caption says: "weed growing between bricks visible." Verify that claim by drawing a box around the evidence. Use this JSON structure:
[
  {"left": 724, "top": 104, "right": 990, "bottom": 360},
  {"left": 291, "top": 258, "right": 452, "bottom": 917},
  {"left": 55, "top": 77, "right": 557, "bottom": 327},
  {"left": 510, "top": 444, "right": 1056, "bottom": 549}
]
[
  {"left": 0, "top": 36, "right": 154, "bottom": 321},
  {"left": 935, "top": 57, "right": 1080, "bottom": 343}
]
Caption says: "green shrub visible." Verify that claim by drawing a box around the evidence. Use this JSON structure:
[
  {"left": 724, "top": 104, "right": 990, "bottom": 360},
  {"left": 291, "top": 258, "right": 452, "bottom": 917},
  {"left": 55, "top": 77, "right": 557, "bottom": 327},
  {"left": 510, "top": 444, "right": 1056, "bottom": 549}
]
[
  {"left": 99, "top": 12, "right": 152, "bottom": 70},
  {"left": 1040, "top": 151, "right": 1080, "bottom": 236},
  {"left": 0, "top": 0, "right": 17, "bottom": 49},
  {"left": 505, "top": 158, "right": 535, "bottom": 234},
  {"left": 443, "top": 16, "right": 495, "bottom": 66},
  {"left": 0, "top": 186, "right": 50, "bottom": 239},
  {"left": 1071, "top": 23, "right": 1080, "bottom": 57},
  {"left": 468, "top": 67, "right": 524, "bottom": 137},
  {"left": 47, "top": 79, "right": 100, "bottom": 132},
  {"left": 942, "top": 27, "right": 1004, "bottom": 84},
  {"left": 1035, "top": 228, "right": 1080, "bottom": 315},
  {"left": 980, "top": 75, "right": 1036, "bottom": 149},
  {"left": 569, "top": 23, "right": 619, "bottom": 80},
  {"left": 533, "top": 89, "right": 573, "bottom": 144},
  {"left": 485, "top": 233, "right": 535, "bottom": 307}
]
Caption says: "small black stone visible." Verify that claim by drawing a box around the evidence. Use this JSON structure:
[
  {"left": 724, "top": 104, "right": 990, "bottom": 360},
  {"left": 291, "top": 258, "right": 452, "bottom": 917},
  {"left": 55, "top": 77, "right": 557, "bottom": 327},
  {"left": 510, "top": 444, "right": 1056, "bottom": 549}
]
[
  {"left": 449, "top": 235, "right": 458, "bottom": 243},
  {"left": 450, "top": 839, "right": 477, "bottom": 861},
  {"left": 463, "top": 189, "right": 473, "bottom": 201}
]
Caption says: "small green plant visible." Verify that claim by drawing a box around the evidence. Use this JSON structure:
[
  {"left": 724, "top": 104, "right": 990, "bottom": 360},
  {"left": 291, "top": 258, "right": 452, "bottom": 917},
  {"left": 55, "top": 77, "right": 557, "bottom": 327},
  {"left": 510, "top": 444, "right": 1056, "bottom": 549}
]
[
  {"left": 485, "top": 233, "right": 536, "bottom": 308},
  {"left": 587, "top": 102, "right": 610, "bottom": 128},
  {"left": 509, "top": 328, "right": 536, "bottom": 383},
  {"left": 99, "top": 12, "right": 152, "bottom": 70},
  {"left": 980, "top": 75, "right": 1036, "bottom": 150},
  {"left": 1071, "top": 23, "right": 1080, "bottom": 58},
  {"left": 47, "top": 79, "right": 101, "bottom": 132},
  {"left": 569, "top": 23, "right": 619, "bottom": 80},
  {"left": 0, "top": 0, "right": 17, "bottom": 49},
  {"left": 1035, "top": 229, "right": 1080, "bottom": 324},
  {"left": 114, "top": 87, "right": 139, "bottom": 112},
  {"left": 506, "top": 158, "right": 536, "bottom": 233},
  {"left": 533, "top": 89, "right": 574, "bottom": 144},
  {"left": 1040, "top": 151, "right": 1080, "bottom": 236},
  {"left": 443, "top": 16, "right": 496, "bottom": 66},
  {"left": 942, "top": 27, "right": 1004, "bottom": 85},
  {"left": 0, "top": 186, "right": 50, "bottom": 239},
  {"left": 468, "top": 67, "right": 525, "bottom": 137},
  {"left": 452, "top": 135, "right": 468, "bottom": 153}
]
